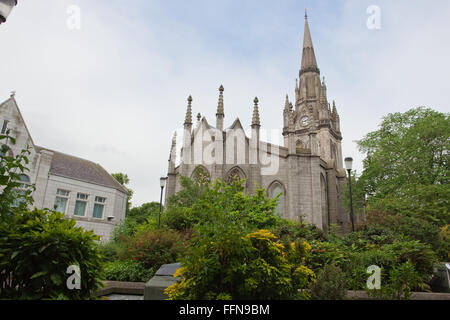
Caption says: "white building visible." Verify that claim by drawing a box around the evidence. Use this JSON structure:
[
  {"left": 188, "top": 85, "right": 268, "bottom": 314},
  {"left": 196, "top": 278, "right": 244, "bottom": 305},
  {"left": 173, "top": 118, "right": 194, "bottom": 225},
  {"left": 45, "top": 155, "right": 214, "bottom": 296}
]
[{"left": 0, "top": 93, "right": 128, "bottom": 242}]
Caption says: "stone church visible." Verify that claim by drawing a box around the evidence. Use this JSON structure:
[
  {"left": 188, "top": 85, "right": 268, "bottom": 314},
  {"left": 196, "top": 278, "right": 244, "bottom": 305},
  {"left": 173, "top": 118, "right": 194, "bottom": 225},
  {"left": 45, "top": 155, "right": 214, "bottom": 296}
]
[
  {"left": 166, "top": 16, "right": 350, "bottom": 231},
  {"left": 0, "top": 94, "right": 128, "bottom": 242}
]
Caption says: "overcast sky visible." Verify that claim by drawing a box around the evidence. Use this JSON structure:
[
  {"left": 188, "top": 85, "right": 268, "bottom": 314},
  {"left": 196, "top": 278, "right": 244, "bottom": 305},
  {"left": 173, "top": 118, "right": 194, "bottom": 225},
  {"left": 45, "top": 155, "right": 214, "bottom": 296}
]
[{"left": 1, "top": 0, "right": 449, "bottom": 207}]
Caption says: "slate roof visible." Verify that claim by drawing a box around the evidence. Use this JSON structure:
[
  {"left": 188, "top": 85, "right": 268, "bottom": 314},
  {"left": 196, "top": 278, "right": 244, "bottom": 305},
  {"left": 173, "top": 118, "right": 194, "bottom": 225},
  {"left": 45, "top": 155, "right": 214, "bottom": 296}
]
[{"left": 36, "top": 146, "right": 128, "bottom": 194}]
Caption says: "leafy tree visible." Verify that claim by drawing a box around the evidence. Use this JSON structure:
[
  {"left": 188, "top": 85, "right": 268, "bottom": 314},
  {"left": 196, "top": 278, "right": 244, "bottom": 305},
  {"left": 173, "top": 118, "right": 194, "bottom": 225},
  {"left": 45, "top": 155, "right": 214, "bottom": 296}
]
[
  {"left": 111, "top": 202, "right": 161, "bottom": 241},
  {"left": 163, "top": 177, "right": 281, "bottom": 232},
  {"left": 128, "top": 202, "right": 160, "bottom": 225},
  {"left": 347, "top": 107, "right": 449, "bottom": 258},
  {"left": 357, "top": 107, "right": 449, "bottom": 198},
  {"left": 111, "top": 173, "right": 133, "bottom": 213}
]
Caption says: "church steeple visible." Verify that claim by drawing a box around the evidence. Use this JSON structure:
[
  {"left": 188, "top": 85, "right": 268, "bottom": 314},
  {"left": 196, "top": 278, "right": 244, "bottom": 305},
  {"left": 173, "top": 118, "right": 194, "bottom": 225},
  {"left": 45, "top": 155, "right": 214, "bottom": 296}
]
[
  {"left": 297, "top": 14, "right": 322, "bottom": 105},
  {"left": 300, "top": 14, "right": 320, "bottom": 76}
]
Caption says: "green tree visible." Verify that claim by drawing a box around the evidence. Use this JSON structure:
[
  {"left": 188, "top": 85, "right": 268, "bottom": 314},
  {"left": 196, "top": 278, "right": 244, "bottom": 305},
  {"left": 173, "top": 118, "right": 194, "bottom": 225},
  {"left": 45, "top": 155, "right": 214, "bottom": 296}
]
[
  {"left": 163, "top": 177, "right": 280, "bottom": 231},
  {"left": 111, "top": 202, "right": 160, "bottom": 241},
  {"left": 111, "top": 173, "right": 133, "bottom": 213},
  {"left": 357, "top": 107, "right": 449, "bottom": 200},
  {"left": 349, "top": 108, "right": 449, "bottom": 256}
]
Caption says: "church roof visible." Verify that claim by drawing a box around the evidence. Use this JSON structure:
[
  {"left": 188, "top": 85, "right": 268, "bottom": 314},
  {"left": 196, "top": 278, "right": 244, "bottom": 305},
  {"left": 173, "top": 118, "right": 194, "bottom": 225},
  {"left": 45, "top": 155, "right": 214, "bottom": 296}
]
[{"left": 35, "top": 146, "right": 128, "bottom": 194}]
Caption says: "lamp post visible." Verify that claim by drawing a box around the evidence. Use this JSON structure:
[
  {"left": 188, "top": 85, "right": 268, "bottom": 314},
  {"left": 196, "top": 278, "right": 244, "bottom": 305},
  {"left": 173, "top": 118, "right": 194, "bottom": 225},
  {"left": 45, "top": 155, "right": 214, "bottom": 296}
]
[
  {"left": 344, "top": 157, "right": 355, "bottom": 232},
  {"left": 158, "top": 177, "right": 168, "bottom": 228},
  {"left": 0, "top": 0, "right": 18, "bottom": 25}
]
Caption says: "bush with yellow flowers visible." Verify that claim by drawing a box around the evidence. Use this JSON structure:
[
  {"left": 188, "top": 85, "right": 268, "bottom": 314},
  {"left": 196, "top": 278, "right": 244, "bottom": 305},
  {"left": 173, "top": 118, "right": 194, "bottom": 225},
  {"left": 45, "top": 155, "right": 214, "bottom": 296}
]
[{"left": 165, "top": 214, "right": 315, "bottom": 300}]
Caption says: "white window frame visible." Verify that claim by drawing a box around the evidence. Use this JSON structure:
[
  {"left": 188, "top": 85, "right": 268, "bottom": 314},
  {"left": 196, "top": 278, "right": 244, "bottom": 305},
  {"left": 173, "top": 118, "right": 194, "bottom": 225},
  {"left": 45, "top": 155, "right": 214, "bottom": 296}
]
[
  {"left": 54, "top": 189, "right": 70, "bottom": 214},
  {"left": 74, "top": 192, "right": 89, "bottom": 217},
  {"left": 92, "top": 196, "right": 106, "bottom": 219}
]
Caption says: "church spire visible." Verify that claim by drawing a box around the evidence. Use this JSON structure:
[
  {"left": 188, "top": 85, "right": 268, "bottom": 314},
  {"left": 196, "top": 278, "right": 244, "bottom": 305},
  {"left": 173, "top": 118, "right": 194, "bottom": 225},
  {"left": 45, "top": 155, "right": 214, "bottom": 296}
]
[
  {"left": 217, "top": 85, "right": 224, "bottom": 116},
  {"left": 184, "top": 95, "right": 193, "bottom": 125},
  {"left": 300, "top": 14, "right": 319, "bottom": 75},
  {"left": 216, "top": 85, "right": 225, "bottom": 132},
  {"left": 284, "top": 94, "right": 290, "bottom": 111},
  {"left": 252, "top": 97, "right": 260, "bottom": 127}
]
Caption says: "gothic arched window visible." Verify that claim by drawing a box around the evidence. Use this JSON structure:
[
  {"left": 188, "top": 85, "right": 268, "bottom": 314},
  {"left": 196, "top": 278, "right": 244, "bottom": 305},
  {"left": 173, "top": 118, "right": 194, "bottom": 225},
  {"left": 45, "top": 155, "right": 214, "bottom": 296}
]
[
  {"left": 191, "top": 165, "right": 211, "bottom": 185},
  {"left": 226, "top": 167, "right": 246, "bottom": 185},
  {"left": 268, "top": 181, "right": 285, "bottom": 217}
]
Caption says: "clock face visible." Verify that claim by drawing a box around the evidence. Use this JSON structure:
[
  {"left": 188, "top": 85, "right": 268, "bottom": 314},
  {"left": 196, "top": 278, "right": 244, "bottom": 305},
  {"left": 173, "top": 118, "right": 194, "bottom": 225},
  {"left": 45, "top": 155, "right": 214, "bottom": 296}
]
[{"left": 301, "top": 116, "right": 309, "bottom": 126}]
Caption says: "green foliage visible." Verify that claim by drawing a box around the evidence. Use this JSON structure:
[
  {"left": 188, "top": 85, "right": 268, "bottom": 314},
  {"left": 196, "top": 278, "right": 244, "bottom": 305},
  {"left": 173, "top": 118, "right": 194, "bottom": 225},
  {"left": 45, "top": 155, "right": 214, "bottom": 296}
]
[
  {"left": 119, "top": 228, "right": 186, "bottom": 270},
  {"left": 0, "top": 130, "right": 35, "bottom": 217},
  {"left": 309, "top": 264, "right": 347, "bottom": 300},
  {"left": 367, "top": 261, "right": 422, "bottom": 300},
  {"left": 347, "top": 108, "right": 449, "bottom": 257},
  {"left": 344, "top": 239, "right": 437, "bottom": 292},
  {"left": 112, "top": 202, "right": 160, "bottom": 241},
  {"left": 307, "top": 240, "right": 350, "bottom": 273},
  {"left": 165, "top": 220, "right": 315, "bottom": 300},
  {"left": 0, "top": 209, "right": 104, "bottom": 300},
  {"left": 128, "top": 202, "right": 160, "bottom": 225},
  {"left": 357, "top": 107, "right": 449, "bottom": 197},
  {"left": 111, "top": 172, "right": 133, "bottom": 213},
  {"left": 368, "top": 184, "right": 449, "bottom": 227},
  {"left": 163, "top": 177, "right": 280, "bottom": 232},
  {"left": 98, "top": 241, "right": 121, "bottom": 263},
  {"left": 270, "top": 219, "right": 326, "bottom": 243},
  {"left": 103, "top": 259, "right": 154, "bottom": 282}
]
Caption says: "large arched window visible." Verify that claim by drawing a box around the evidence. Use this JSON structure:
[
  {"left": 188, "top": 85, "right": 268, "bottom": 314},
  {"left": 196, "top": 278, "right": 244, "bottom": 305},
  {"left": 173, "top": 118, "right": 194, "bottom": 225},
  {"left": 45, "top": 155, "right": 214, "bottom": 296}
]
[
  {"left": 226, "top": 167, "right": 246, "bottom": 185},
  {"left": 268, "top": 181, "right": 285, "bottom": 217},
  {"left": 191, "top": 165, "right": 211, "bottom": 185}
]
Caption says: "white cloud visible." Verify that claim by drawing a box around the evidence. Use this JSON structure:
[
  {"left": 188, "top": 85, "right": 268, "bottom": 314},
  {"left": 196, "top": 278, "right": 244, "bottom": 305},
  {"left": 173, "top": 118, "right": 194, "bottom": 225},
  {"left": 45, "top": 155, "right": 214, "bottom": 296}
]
[{"left": 1, "top": 1, "right": 449, "bottom": 206}]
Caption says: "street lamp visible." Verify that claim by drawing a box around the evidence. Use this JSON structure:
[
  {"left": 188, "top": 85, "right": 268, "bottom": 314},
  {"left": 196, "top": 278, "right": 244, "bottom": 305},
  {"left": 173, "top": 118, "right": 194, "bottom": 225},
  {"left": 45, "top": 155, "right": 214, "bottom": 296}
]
[
  {"left": 0, "top": 0, "right": 18, "bottom": 25},
  {"left": 158, "top": 177, "right": 168, "bottom": 228},
  {"left": 345, "top": 157, "right": 355, "bottom": 232}
]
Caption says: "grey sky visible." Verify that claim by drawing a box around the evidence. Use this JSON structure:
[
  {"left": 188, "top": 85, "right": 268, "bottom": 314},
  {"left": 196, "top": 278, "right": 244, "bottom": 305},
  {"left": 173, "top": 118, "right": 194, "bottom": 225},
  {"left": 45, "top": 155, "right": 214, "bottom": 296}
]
[{"left": 1, "top": 0, "right": 449, "bottom": 207}]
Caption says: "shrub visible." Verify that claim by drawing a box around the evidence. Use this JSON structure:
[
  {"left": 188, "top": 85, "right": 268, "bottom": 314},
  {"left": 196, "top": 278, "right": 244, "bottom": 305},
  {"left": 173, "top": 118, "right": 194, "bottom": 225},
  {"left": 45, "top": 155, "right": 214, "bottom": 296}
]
[
  {"left": 103, "top": 259, "right": 154, "bottom": 282},
  {"left": 164, "top": 214, "right": 315, "bottom": 300},
  {"left": 0, "top": 209, "right": 104, "bottom": 300},
  {"left": 306, "top": 240, "right": 350, "bottom": 273},
  {"left": 112, "top": 217, "right": 139, "bottom": 241},
  {"left": 163, "top": 178, "right": 280, "bottom": 232},
  {"left": 343, "top": 240, "right": 437, "bottom": 291},
  {"left": 98, "top": 241, "right": 121, "bottom": 263},
  {"left": 436, "top": 225, "right": 450, "bottom": 261},
  {"left": 119, "top": 228, "right": 186, "bottom": 270},
  {"left": 270, "top": 220, "right": 326, "bottom": 243},
  {"left": 367, "top": 261, "right": 422, "bottom": 300},
  {"left": 309, "top": 264, "right": 347, "bottom": 300}
]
